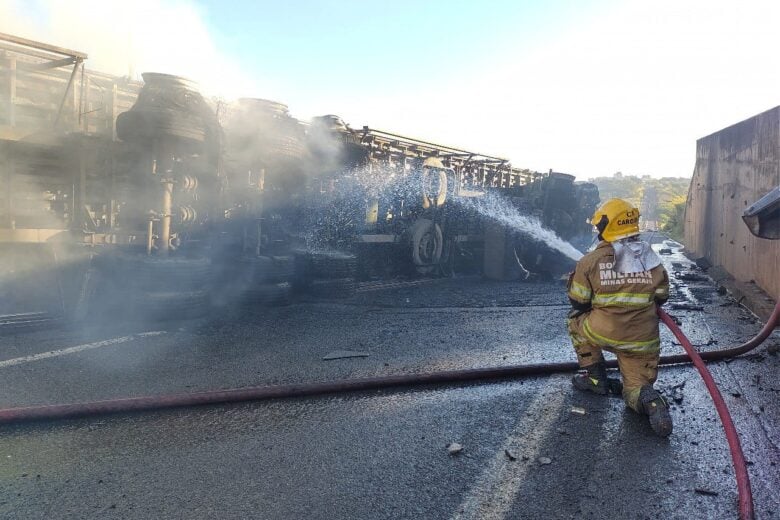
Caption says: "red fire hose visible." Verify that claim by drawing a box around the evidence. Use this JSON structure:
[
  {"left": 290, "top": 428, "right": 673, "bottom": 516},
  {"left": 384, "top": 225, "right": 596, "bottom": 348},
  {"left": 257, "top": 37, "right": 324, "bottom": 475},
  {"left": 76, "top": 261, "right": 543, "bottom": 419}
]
[
  {"left": 0, "top": 303, "right": 775, "bottom": 425},
  {"left": 0, "top": 303, "right": 777, "bottom": 518},
  {"left": 658, "top": 308, "right": 761, "bottom": 520}
]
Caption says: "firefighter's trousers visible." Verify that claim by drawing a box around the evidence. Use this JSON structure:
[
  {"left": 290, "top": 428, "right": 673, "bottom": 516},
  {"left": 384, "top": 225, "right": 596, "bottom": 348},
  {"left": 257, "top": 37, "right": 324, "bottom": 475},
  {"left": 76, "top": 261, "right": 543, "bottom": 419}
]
[{"left": 567, "top": 313, "right": 660, "bottom": 412}]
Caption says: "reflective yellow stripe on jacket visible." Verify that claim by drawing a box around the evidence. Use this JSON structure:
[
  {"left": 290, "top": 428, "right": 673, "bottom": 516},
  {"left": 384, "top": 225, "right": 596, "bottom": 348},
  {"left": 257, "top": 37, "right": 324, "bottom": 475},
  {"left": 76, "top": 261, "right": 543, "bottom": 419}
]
[
  {"left": 582, "top": 319, "right": 661, "bottom": 353},
  {"left": 568, "top": 281, "right": 592, "bottom": 303},
  {"left": 592, "top": 292, "right": 653, "bottom": 308}
]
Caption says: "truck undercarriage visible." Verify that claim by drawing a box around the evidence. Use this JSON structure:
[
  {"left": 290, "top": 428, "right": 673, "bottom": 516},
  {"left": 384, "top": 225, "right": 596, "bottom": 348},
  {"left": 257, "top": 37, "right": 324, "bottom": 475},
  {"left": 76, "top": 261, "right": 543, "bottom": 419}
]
[{"left": 0, "top": 33, "right": 599, "bottom": 324}]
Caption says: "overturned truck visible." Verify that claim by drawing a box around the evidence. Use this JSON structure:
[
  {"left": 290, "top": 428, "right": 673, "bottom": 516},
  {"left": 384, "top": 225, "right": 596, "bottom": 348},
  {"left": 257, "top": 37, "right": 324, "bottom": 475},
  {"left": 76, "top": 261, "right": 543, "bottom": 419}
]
[{"left": 0, "top": 33, "right": 598, "bottom": 324}]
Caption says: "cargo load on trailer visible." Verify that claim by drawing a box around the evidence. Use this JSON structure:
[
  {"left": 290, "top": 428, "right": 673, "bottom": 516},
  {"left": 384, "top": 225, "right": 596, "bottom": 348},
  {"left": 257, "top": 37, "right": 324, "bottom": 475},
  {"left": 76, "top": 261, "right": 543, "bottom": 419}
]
[{"left": 0, "top": 33, "right": 599, "bottom": 323}]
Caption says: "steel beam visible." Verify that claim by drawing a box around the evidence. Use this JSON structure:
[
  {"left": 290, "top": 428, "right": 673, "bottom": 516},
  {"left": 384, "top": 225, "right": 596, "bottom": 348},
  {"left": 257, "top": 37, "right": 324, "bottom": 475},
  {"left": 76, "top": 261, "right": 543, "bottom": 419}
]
[
  {"left": 17, "top": 56, "right": 78, "bottom": 71},
  {"left": 0, "top": 32, "right": 87, "bottom": 60},
  {"left": 53, "top": 59, "right": 83, "bottom": 128}
]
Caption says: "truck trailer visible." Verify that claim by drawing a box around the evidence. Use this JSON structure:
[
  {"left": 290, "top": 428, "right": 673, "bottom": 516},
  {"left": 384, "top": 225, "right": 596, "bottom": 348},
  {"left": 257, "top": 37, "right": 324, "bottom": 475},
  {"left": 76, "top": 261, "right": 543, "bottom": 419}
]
[{"left": 0, "top": 33, "right": 598, "bottom": 325}]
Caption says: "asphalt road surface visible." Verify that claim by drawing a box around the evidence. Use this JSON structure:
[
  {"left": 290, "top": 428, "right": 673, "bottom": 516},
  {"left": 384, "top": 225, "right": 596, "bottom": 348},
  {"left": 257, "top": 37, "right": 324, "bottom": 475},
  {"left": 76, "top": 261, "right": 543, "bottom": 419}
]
[{"left": 0, "top": 245, "right": 778, "bottom": 519}]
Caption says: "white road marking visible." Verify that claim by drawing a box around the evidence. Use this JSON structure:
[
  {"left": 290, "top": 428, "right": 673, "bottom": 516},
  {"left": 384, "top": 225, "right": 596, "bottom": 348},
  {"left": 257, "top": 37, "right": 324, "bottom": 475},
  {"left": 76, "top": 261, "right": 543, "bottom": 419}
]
[
  {"left": 0, "top": 331, "right": 166, "bottom": 368},
  {"left": 451, "top": 376, "right": 569, "bottom": 520}
]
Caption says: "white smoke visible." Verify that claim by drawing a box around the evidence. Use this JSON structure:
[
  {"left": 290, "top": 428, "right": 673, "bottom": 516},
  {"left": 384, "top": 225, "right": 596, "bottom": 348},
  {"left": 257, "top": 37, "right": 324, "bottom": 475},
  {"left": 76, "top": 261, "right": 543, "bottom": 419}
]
[{"left": 0, "top": 0, "right": 263, "bottom": 98}]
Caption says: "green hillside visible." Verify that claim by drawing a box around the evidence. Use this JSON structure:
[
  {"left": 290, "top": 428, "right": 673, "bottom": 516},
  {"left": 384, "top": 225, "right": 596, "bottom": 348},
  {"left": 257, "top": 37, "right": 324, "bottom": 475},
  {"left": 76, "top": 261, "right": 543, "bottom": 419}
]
[{"left": 588, "top": 172, "right": 690, "bottom": 241}]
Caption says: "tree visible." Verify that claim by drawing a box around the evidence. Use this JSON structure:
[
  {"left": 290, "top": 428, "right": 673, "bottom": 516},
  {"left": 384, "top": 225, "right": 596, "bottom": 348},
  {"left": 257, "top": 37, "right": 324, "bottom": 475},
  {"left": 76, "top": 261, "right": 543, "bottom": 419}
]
[
  {"left": 588, "top": 174, "right": 691, "bottom": 241},
  {"left": 658, "top": 194, "right": 687, "bottom": 241}
]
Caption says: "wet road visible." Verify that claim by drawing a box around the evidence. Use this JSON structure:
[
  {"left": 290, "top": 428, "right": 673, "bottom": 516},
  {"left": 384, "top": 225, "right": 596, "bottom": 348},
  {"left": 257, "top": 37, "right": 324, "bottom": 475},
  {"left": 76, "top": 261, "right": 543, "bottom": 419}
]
[{"left": 0, "top": 247, "right": 778, "bottom": 519}]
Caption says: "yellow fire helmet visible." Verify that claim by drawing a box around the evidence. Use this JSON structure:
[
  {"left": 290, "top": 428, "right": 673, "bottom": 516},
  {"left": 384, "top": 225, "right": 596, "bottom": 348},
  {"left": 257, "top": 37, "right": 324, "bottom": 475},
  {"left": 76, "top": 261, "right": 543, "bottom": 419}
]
[{"left": 590, "top": 198, "right": 640, "bottom": 242}]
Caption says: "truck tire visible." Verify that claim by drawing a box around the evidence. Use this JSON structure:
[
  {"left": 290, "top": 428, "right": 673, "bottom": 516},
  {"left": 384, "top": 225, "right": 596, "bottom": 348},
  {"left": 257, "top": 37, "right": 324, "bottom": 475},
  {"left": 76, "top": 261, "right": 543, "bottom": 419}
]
[
  {"left": 244, "top": 282, "right": 292, "bottom": 306},
  {"left": 309, "top": 252, "right": 357, "bottom": 279},
  {"left": 117, "top": 109, "right": 208, "bottom": 143},
  {"left": 292, "top": 251, "right": 313, "bottom": 291},
  {"left": 309, "top": 278, "right": 356, "bottom": 299},
  {"left": 409, "top": 219, "right": 443, "bottom": 275},
  {"left": 134, "top": 290, "right": 210, "bottom": 320},
  {"left": 268, "top": 255, "right": 296, "bottom": 282},
  {"left": 122, "top": 255, "right": 212, "bottom": 292},
  {"left": 91, "top": 254, "right": 212, "bottom": 321},
  {"left": 239, "top": 255, "right": 295, "bottom": 283}
]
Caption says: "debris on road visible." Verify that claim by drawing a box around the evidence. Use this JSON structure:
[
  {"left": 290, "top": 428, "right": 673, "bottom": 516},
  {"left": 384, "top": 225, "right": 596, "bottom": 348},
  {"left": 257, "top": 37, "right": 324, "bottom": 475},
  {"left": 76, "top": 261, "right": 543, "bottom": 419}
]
[
  {"left": 694, "top": 257, "right": 713, "bottom": 270},
  {"left": 322, "top": 350, "right": 370, "bottom": 360},
  {"left": 570, "top": 407, "right": 586, "bottom": 415},
  {"left": 678, "top": 272, "right": 708, "bottom": 282},
  {"left": 538, "top": 457, "right": 552, "bottom": 465},
  {"left": 446, "top": 443, "right": 464, "bottom": 455},
  {"left": 504, "top": 449, "right": 517, "bottom": 461},
  {"left": 694, "top": 488, "right": 720, "bottom": 497},
  {"left": 669, "top": 303, "right": 705, "bottom": 311},
  {"left": 665, "top": 381, "right": 686, "bottom": 404}
]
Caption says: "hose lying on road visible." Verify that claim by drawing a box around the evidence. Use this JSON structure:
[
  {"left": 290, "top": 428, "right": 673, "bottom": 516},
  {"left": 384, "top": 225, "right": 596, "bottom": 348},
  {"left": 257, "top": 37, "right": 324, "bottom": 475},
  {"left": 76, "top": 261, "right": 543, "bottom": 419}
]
[
  {"left": 659, "top": 308, "right": 756, "bottom": 520},
  {"left": 0, "top": 301, "right": 776, "bottom": 428},
  {"left": 1, "top": 307, "right": 777, "bottom": 520}
]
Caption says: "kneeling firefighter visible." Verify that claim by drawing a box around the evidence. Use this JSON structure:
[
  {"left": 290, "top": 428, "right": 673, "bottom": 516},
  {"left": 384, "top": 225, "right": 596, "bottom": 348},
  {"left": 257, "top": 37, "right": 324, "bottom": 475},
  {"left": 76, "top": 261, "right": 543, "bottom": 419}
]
[{"left": 567, "top": 198, "right": 673, "bottom": 437}]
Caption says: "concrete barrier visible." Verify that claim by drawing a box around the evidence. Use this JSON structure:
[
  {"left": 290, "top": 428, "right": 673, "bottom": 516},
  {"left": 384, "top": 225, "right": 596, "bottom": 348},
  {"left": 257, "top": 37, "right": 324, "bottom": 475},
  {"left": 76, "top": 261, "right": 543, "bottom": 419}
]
[{"left": 684, "top": 106, "right": 780, "bottom": 302}]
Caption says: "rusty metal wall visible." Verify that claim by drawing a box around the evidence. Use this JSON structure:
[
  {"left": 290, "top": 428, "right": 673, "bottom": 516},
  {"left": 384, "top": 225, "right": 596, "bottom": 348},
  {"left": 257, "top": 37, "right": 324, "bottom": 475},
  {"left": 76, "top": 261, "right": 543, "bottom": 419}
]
[{"left": 684, "top": 106, "right": 780, "bottom": 300}]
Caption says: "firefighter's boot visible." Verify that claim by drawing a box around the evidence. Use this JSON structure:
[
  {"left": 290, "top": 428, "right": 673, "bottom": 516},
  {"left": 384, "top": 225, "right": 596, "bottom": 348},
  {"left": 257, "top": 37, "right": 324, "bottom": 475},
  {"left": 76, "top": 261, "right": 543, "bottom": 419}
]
[
  {"left": 638, "top": 385, "right": 673, "bottom": 437},
  {"left": 572, "top": 361, "right": 622, "bottom": 396}
]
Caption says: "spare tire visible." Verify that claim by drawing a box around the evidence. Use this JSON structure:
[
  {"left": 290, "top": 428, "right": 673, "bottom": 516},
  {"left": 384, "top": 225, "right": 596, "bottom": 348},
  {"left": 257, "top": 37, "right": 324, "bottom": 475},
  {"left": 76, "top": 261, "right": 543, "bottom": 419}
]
[{"left": 422, "top": 169, "right": 448, "bottom": 209}]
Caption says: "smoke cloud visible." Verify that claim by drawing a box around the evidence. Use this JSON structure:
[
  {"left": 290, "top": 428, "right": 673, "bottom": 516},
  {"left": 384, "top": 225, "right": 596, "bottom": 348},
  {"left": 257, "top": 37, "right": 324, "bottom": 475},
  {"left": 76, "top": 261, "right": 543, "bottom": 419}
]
[{"left": 1, "top": 0, "right": 259, "bottom": 98}]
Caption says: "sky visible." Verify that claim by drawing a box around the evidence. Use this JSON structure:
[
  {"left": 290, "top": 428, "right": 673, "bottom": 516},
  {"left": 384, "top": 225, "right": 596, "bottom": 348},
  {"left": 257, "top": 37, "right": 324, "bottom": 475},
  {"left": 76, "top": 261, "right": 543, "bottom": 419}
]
[{"left": 2, "top": 0, "right": 779, "bottom": 179}]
